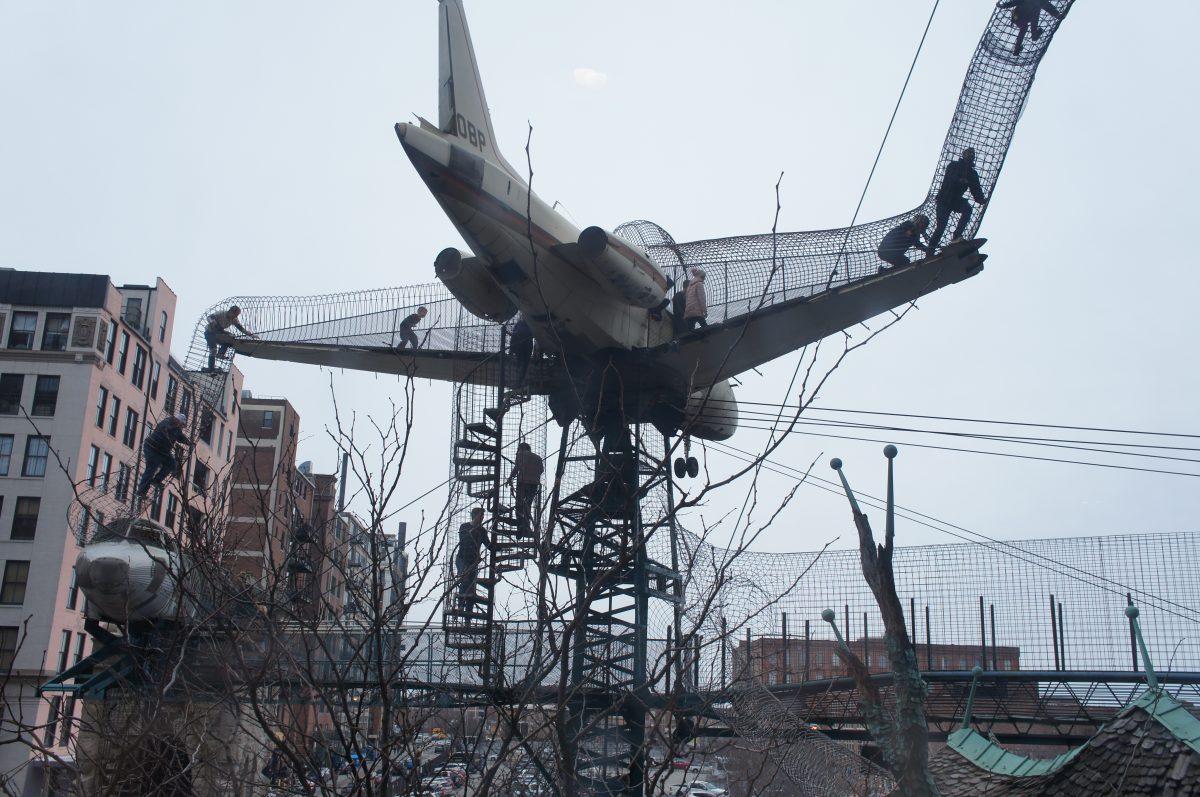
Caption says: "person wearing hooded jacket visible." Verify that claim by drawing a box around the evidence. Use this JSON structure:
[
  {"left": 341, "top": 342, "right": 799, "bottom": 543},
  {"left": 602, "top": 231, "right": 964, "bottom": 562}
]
[
  {"left": 877, "top": 214, "right": 932, "bottom": 270},
  {"left": 930, "top": 147, "right": 988, "bottom": 252},
  {"left": 683, "top": 268, "right": 708, "bottom": 330},
  {"left": 137, "top": 412, "right": 191, "bottom": 497}
]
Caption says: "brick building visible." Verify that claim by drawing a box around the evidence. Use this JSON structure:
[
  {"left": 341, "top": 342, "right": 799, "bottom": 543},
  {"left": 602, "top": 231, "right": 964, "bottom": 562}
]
[{"left": 0, "top": 269, "right": 243, "bottom": 793}]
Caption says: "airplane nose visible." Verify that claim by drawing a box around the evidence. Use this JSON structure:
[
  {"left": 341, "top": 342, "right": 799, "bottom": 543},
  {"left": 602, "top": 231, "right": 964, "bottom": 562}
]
[
  {"left": 83, "top": 558, "right": 129, "bottom": 593},
  {"left": 394, "top": 122, "right": 408, "bottom": 142}
]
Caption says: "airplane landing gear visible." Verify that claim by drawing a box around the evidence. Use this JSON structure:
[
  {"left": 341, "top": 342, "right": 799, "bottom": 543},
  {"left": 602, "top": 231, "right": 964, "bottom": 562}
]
[{"left": 673, "top": 437, "right": 700, "bottom": 479}]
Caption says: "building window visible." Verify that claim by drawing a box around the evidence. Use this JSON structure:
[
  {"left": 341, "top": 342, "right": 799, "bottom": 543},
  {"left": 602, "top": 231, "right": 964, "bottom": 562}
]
[
  {"left": 11, "top": 497, "right": 39, "bottom": 540},
  {"left": 0, "top": 561, "right": 30, "bottom": 604},
  {"left": 164, "top": 493, "right": 178, "bottom": 529},
  {"left": 41, "top": 313, "right": 71, "bottom": 351},
  {"left": 217, "top": 422, "right": 225, "bottom": 456},
  {"left": 179, "top": 390, "right": 191, "bottom": 421},
  {"left": 122, "top": 408, "right": 139, "bottom": 448},
  {"left": 193, "top": 461, "right": 210, "bottom": 493},
  {"left": 104, "top": 320, "right": 117, "bottom": 364},
  {"left": 86, "top": 446, "right": 100, "bottom": 486},
  {"left": 0, "top": 627, "right": 18, "bottom": 670},
  {"left": 130, "top": 346, "right": 147, "bottom": 389},
  {"left": 116, "top": 330, "right": 130, "bottom": 375},
  {"left": 226, "top": 430, "right": 233, "bottom": 462},
  {"left": 115, "top": 463, "right": 130, "bottom": 502},
  {"left": 199, "top": 411, "right": 214, "bottom": 445},
  {"left": 107, "top": 397, "right": 121, "bottom": 436},
  {"left": 7, "top": 312, "right": 37, "bottom": 350},
  {"left": 149, "top": 361, "right": 161, "bottom": 399},
  {"left": 73, "top": 633, "right": 86, "bottom": 665},
  {"left": 94, "top": 387, "right": 108, "bottom": 428},
  {"left": 262, "top": 410, "right": 275, "bottom": 430},
  {"left": 100, "top": 452, "right": 113, "bottom": 493},
  {"left": 66, "top": 569, "right": 79, "bottom": 610},
  {"left": 57, "top": 630, "right": 71, "bottom": 673},
  {"left": 31, "top": 375, "right": 60, "bottom": 416},
  {"left": 0, "top": 374, "right": 23, "bottom": 415},
  {"left": 22, "top": 436, "right": 50, "bottom": 477},
  {"left": 45, "top": 697, "right": 61, "bottom": 747},
  {"left": 159, "top": 310, "right": 168, "bottom": 343},
  {"left": 60, "top": 696, "right": 76, "bottom": 746},
  {"left": 149, "top": 486, "right": 163, "bottom": 522},
  {"left": 0, "top": 435, "right": 11, "bottom": 476},
  {"left": 164, "top": 375, "right": 178, "bottom": 413}
]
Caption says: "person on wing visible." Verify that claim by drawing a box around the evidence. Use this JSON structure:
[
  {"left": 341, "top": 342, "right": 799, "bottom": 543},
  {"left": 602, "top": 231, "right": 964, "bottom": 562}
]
[
  {"left": 136, "top": 413, "right": 191, "bottom": 497},
  {"left": 204, "top": 305, "right": 256, "bottom": 372},
  {"left": 930, "top": 147, "right": 987, "bottom": 252},
  {"left": 683, "top": 268, "right": 708, "bottom": 331},
  {"left": 507, "top": 441, "right": 544, "bottom": 534},
  {"left": 877, "top": 214, "right": 932, "bottom": 270},
  {"left": 395, "top": 306, "right": 428, "bottom": 350},
  {"left": 455, "top": 507, "right": 488, "bottom": 608},
  {"left": 999, "top": 0, "right": 1063, "bottom": 55}
]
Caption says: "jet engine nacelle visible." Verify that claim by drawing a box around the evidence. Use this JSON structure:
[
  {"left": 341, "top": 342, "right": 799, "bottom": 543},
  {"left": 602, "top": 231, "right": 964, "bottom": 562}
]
[
  {"left": 577, "top": 226, "right": 669, "bottom": 309},
  {"left": 434, "top": 248, "right": 519, "bottom": 323},
  {"left": 685, "top": 379, "right": 738, "bottom": 441}
]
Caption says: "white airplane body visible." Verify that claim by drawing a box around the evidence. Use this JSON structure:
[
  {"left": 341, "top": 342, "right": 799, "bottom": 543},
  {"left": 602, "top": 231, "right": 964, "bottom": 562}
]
[{"left": 234, "top": 0, "right": 989, "bottom": 443}]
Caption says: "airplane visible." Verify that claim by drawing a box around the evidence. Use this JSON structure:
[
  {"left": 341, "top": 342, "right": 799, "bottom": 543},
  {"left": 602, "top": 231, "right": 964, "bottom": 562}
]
[{"left": 228, "top": 0, "right": 1036, "bottom": 453}]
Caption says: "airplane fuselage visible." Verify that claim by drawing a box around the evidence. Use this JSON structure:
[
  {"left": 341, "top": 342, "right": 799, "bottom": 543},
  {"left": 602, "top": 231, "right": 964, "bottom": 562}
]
[{"left": 396, "top": 121, "right": 676, "bottom": 360}]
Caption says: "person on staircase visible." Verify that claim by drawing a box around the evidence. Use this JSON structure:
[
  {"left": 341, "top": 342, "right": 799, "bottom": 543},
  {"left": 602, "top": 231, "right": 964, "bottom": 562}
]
[
  {"left": 508, "top": 442, "right": 544, "bottom": 535},
  {"left": 929, "top": 147, "right": 987, "bottom": 253},
  {"left": 136, "top": 412, "right": 191, "bottom": 499},
  {"left": 999, "top": 0, "right": 1063, "bottom": 55},
  {"left": 455, "top": 507, "right": 488, "bottom": 609},
  {"left": 508, "top": 316, "right": 534, "bottom": 391},
  {"left": 395, "top": 306, "right": 428, "bottom": 350},
  {"left": 877, "top": 214, "right": 932, "bottom": 270},
  {"left": 204, "top": 305, "right": 256, "bottom": 372}
]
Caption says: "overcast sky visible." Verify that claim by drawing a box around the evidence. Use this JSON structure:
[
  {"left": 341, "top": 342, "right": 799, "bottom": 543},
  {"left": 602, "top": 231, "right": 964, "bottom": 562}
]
[{"left": 2, "top": 1, "right": 1197, "bottom": 557}]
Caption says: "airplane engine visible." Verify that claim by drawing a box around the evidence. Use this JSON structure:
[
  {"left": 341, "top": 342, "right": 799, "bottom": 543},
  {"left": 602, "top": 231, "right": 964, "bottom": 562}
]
[
  {"left": 434, "top": 248, "right": 518, "bottom": 322},
  {"left": 685, "top": 379, "right": 738, "bottom": 441},
  {"left": 577, "top": 226, "right": 669, "bottom": 309}
]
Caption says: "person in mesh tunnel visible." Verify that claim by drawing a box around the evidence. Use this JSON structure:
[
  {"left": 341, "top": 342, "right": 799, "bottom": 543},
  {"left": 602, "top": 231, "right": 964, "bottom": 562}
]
[
  {"left": 395, "top": 306, "right": 428, "bottom": 350},
  {"left": 203, "top": 305, "right": 256, "bottom": 372},
  {"left": 508, "top": 441, "right": 544, "bottom": 534},
  {"left": 455, "top": 506, "right": 488, "bottom": 608},
  {"left": 508, "top": 316, "right": 534, "bottom": 388},
  {"left": 930, "top": 147, "right": 987, "bottom": 252},
  {"left": 683, "top": 268, "right": 708, "bottom": 330},
  {"left": 999, "top": 0, "right": 1063, "bottom": 55},
  {"left": 877, "top": 214, "right": 932, "bottom": 270},
  {"left": 136, "top": 412, "right": 191, "bottom": 498}
]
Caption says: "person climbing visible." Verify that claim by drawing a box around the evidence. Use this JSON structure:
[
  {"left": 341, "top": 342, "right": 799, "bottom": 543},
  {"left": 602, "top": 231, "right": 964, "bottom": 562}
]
[
  {"left": 395, "top": 306, "right": 428, "bottom": 350},
  {"left": 136, "top": 412, "right": 191, "bottom": 498},
  {"left": 683, "top": 268, "right": 708, "bottom": 331},
  {"left": 998, "top": 0, "right": 1063, "bottom": 55},
  {"left": 929, "top": 147, "right": 987, "bottom": 253},
  {"left": 877, "top": 214, "right": 932, "bottom": 270},
  {"left": 508, "top": 316, "right": 534, "bottom": 389},
  {"left": 507, "top": 441, "right": 544, "bottom": 535},
  {"left": 204, "top": 305, "right": 256, "bottom": 372},
  {"left": 455, "top": 507, "right": 488, "bottom": 608},
  {"left": 647, "top": 277, "right": 675, "bottom": 323}
]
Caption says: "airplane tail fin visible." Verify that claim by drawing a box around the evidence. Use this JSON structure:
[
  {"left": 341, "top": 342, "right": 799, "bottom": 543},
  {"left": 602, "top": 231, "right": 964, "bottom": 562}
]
[{"left": 438, "top": 0, "right": 522, "bottom": 180}]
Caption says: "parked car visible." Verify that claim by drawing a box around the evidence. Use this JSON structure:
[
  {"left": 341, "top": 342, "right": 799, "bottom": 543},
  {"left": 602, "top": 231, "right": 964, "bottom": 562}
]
[
  {"left": 678, "top": 781, "right": 726, "bottom": 797},
  {"left": 671, "top": 757, "right": 692, "bottom": 770}
]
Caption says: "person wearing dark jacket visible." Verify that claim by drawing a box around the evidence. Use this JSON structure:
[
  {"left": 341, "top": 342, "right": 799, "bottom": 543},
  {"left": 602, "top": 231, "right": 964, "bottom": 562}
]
[
  {"left": 204, "top": 305, "right": 256, "bottom": 372},
  {"left": 395, "top": 306, "right": 428, "bottom": 350},
  {"left": 999, "top": 0, "right": 1063, "bottom": 55},
  {"left": 930, "top": 147, "right": 987, "bottom": 252},
  {"left": 455, "top": 507, "right": 488, "bottom": 608},
  {"left": 137, "top": 413, "right": 191, "bottom": 497},
  {"left": 508, "top": 317, "right": 534, "bottom": 388},
  {"left": 877, "top": 214, "right": 931, "bottom": 270}
]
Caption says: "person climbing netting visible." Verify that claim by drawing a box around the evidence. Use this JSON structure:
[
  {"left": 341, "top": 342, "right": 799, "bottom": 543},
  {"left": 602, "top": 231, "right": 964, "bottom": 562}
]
[
  {"left": 204, "top": 305, "right": 256, "bottom": 372},
  {"left": 455, "top": 506, "right": 488, "bottom": 609},
  {"left": 395, "top": 306, "right": 428, "bottom": 350},
  {"left": 998, "top": 0, "right": 1063, "bottom": 55},
  {"left": 930, "top": 147, "right": 987, "bottom": 252},
  {"left": 877, "top": 214, "right": 932, "bottom": 270},
  {"left": 683, "top": 268, "right": 708, "bottom": 331},
  {"left": 136, "top": 412, "right": 191, "bottom": 498}
]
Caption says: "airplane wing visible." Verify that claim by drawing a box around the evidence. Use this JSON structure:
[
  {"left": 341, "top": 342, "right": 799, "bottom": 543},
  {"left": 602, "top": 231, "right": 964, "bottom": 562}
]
[
  {"left": 227, "top": 338, "right": 549, "bottom": 392},
  {"left": 652, "top": 240, "right": 986, "bottom": 387}
]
